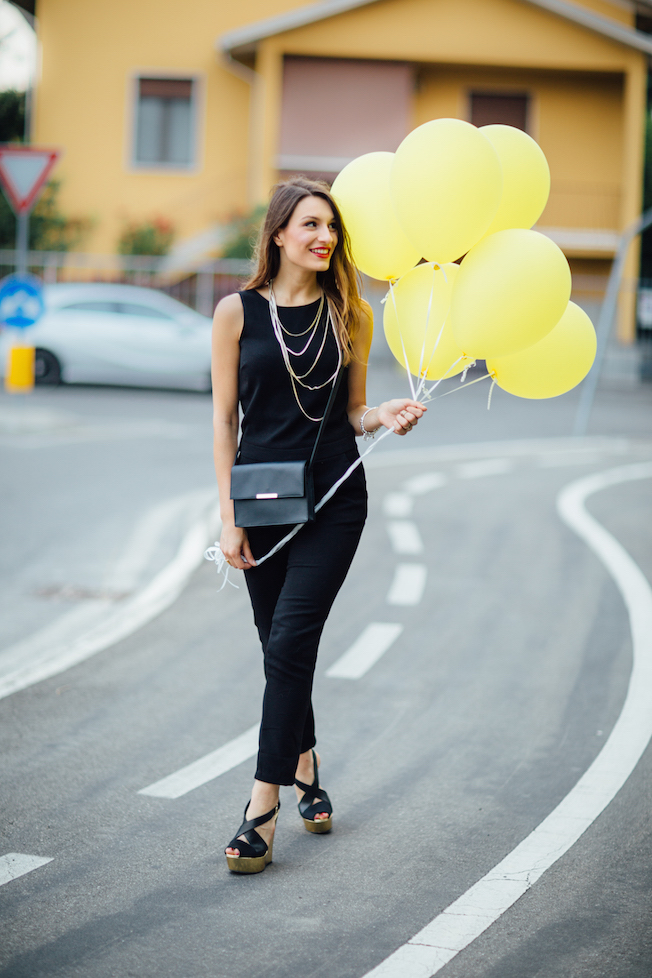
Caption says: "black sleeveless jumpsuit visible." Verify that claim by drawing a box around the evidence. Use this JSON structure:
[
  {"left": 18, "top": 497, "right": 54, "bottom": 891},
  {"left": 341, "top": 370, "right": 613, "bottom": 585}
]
[{"left": 237, "top": 289, "right": 367, "bottom": 785}]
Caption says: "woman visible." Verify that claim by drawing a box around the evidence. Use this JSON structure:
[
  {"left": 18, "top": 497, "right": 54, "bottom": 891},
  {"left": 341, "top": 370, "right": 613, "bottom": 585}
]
[{"left": 212, "top": 176, "right": 425, "bottom": 874}]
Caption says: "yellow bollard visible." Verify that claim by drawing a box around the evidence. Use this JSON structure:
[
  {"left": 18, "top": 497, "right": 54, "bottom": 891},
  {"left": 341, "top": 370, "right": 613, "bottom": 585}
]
[{"left": 5, "top": 345, "right": 35, "bottom": 393}]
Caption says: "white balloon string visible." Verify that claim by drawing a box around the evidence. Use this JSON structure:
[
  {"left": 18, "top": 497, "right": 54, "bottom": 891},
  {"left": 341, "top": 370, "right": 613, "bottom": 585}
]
[
  {"left": 414, "top": 264, "right": 438, "bottom": 399},
  {"left": 203, "top": 544, "right": 240, "bottom": 590},
  {"left": 422, "top": 355, "right": 465, "bottom": 399},
  {"left": 388, "top": 278, "right": 417, "bottom": 401},
  {"left": 487, "top": 377, "right": 497, "bottom": 411},
  {"left": 429, "top": 371, "right": 493, "bottom": 401}
]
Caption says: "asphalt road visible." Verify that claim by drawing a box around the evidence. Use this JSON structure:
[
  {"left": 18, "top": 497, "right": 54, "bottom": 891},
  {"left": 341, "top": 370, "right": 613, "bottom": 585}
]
[{"left": 1, "top": 368, "right": 651, "bottom": 978}]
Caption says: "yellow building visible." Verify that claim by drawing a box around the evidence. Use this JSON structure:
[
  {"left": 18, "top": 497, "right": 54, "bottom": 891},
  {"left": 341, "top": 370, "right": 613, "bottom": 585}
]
[{"left": 26, "top": 0, "right": 652, "bottom": 337}]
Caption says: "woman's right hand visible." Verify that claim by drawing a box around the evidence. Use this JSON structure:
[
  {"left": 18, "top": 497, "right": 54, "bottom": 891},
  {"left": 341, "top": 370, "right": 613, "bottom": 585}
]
[{"left": 220, "top": 522, "right": 257, "bottom": 570}]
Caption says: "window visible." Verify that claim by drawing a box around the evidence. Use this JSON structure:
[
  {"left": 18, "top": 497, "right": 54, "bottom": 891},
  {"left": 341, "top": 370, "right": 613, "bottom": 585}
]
[
  {"left": 117, "top": 302, "right": 175, "bottom": 320},
  {"left": 470, "top": 93, "right": 529, "bottom": 132},
  {"left": 278, "top": 58, "right": 413, "bottom": 178},
  {"left": 134, "top": 78, "right": 194, "bottom": 167}
]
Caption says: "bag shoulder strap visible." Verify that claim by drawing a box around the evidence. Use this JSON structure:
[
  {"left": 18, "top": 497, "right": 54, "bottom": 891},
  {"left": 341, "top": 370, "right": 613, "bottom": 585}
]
[{"left": 307, "top": 366, "right": 344, "bottom": 471}]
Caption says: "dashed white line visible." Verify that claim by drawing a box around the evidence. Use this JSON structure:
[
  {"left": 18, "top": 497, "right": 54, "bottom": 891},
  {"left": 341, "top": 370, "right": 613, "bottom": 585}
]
[
  {"left": 386, "top": 521, "right": 424, "bottom": 555},
  {"left": 139, "top": 723, "right": 259, "bottom": 799},
  {"left": 387, "top": 565, "right": 427, "bottom": 607},
  {"left": 457, "top": 458, "right": 514, "bottom": 479},
  {"left": 326, "top": 623, "right": 404, "bottom": 680},
  {"left": 0, "top": 853, "right": 53, "bottom": 887},
  {"left": 403, "top": 472, "right": 447, "bottom": 495},
  {"left": 362, "top": 462, "right": 652, "bottom": 978},
  {"left": 383, "top": 493, "right": 414, "bottom": 518}
]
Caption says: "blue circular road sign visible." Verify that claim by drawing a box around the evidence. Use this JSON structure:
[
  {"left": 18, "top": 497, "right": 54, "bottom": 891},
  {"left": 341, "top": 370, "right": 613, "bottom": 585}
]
[{"left": 0, "top": 273, "right": 45, "bottom": 329}]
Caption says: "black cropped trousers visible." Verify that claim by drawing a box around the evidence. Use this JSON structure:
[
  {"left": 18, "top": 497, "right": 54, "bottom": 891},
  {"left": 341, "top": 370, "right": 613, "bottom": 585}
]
[{"left": 242, "top": 447, "right": 367, "bottom": 786}]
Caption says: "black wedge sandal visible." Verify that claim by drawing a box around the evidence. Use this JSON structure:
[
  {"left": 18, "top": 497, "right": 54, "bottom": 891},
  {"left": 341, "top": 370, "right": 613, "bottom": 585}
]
[
  {"left": 294, "top": 749, "right": 332, "bottom": 834},
  {"left": 225, "top": 800, "right": 280, "bottom": 874}
]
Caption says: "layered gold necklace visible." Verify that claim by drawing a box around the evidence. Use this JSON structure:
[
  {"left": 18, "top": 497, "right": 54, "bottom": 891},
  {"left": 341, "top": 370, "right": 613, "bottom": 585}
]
[{"left": 268, "top": 281, "right": 342, "bottom": 422}]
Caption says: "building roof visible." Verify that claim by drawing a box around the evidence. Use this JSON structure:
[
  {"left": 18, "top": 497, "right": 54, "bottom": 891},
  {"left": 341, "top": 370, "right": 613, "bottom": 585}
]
[{"left": 219, "top": 0, "right": 652, "bottom": 58}]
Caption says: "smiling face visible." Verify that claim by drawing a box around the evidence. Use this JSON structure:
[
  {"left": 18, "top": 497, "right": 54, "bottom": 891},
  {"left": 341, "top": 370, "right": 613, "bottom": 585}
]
[{"left": 273, "top": 195, "right": 339, "bottom": 273}]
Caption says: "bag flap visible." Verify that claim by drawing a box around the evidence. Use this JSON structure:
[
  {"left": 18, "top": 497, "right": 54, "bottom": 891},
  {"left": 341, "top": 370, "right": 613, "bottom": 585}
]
[{"left": 231, "top": 461, "right": 307, "bottom": 500}]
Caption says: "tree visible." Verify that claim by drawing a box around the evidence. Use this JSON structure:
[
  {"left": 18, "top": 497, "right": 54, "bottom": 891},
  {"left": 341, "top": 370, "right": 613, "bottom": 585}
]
[
  {"left": 0, "top": 179, "right": 92, "bottom": 250},
  {"left": 0, "top": 89, "right": 25, "bottom": 143}
]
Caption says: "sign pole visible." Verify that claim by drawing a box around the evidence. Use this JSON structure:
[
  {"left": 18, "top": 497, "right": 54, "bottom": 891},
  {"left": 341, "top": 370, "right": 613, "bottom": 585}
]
[
  {"left": 16, "top": 212, "right": 29, "bottom": 277},
  {"left": 0, "top": 146, "right": 61, "bottom": 393}
]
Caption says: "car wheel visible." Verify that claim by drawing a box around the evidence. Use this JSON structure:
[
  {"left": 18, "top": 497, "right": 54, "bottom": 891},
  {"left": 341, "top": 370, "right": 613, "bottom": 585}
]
[{"left": 34, "top": 348, "right": 62, "bottom": 386}]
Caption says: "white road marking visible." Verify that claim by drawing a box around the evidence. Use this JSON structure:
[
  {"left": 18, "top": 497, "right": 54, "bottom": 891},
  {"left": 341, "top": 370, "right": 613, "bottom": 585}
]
[
  {"left": 387, "top": 565, "right": 427, "bottom": 607},
  {"left": 457, "top": 458, "right": 514, "bottom": 479},
  {"left": 538, "top": 453, "right": 604, "bottom": 468},
  {"left": 383, "top": 493, "right": 414, "bottom": 518},
  {"left": 0, "top": 853, "right": 53, "bottom": 887},
  {"left": 0, "top": 419, "right": 190, "bottom": 449},
  {"left": 105, "top": 490, "right": 213, "bottom": 593},
  {"left": 0, "top": 495, "right": 221, "bottom": 701},
  {"left": 402, "top": 472, "right": 447, "bottom": 495},
  {"left": 363, "top": 437, "right": 629, "bottom": 471},
  {"left": 139, "top": 723, "right": 259, "bottom": 799},
  {"left": 386, "top": 521, "right": 424, "bottom": 555},
  {"left": 362, "top": 462, "right": 652, "bottom": 978},
  {"left": 326, "top": 623, "right": 404, "bottom": 680}
]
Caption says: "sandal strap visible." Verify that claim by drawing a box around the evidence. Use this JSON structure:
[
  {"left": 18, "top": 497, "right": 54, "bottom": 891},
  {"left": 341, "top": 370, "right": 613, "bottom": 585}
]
[
  {"left": 237, "top": 800, "right": 280, "bottom": 837},
  {"left": 294, "top": 748, "right": 320, "bottom": 795},
  {"left": 224, "top": 836, "right": 262, "bottom": 859},
  {"left": 299, "top": 791, "right": 332, "bottom": 821},
  {"left": 295, "top": 750, "right": 332, "bottom": 821},
  {"left": 225, "top": 800, "right": 280, "bottom": 857},
  {"left": 294, "top": 777, "right": 314, "bottom": 794}
]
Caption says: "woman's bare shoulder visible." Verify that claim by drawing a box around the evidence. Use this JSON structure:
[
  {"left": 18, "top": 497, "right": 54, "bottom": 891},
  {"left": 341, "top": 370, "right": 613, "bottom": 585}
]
[{"left": 213, "top": 292, "right": 245, "bottom": 335}]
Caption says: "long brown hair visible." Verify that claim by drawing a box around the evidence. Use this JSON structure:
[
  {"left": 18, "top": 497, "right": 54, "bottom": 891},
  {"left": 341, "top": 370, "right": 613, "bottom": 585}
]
[{"left": 245, "top": 176, "right": 363, "bottom": 364}]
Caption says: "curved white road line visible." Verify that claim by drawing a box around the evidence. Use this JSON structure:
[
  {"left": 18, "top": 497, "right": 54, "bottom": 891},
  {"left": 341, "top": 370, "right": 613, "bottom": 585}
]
[
  {"left": 363, "top": 461, "right": 652, "bottom": 978},
  {"left": 0, "top": 498, "right": 221, "bottom": 702}
]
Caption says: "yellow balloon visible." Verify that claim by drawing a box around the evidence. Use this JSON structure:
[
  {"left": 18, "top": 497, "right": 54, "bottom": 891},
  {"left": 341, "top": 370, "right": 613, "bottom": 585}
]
[
  {"left": 450, "top": 228, "right": 571, "bottom": 359},
  {"left": 383, "top": 262, "right": 473, "bottom": 379},
  {"left": 390, "top": 119, "right": 502, "bottom": 264},
  {"left": 479, "top": 125, "right": 550, "bottom": 236},
  {"left": 331, "top": 152, "right": 420, "bottom": 281},
  {"left": 487, "top": 302, "right": 596, "bottom": 399}
]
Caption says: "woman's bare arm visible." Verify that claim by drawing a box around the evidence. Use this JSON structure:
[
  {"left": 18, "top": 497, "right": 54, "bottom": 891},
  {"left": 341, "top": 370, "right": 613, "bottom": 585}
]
[{"left": 211, "top": 293, "right": 256, "bottom": 569}]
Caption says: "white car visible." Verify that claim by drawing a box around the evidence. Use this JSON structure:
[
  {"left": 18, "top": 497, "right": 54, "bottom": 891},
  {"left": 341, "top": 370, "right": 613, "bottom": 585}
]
[{"left": 0, "top": 282, "right": 214, "bottom": 391}]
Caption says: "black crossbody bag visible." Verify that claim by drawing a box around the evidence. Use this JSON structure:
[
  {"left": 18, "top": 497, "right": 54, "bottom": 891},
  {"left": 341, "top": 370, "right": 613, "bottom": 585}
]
[{"left": 230, "top": 367, "right": 344, "bottom": 528}]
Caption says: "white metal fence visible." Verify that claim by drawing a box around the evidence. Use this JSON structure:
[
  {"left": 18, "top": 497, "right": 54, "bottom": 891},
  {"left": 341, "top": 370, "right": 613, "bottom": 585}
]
[{"left": 0, "top": 250, "right": 253, "bottom": 317}]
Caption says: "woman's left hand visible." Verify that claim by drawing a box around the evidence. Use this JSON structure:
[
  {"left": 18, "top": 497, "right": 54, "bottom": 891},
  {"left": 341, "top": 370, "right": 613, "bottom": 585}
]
[{"left": 377, "top": 398, "right": 427, "bottom": 436}]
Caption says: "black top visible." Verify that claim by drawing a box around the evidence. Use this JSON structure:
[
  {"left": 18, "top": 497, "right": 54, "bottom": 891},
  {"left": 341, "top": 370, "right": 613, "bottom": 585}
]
[{"left": 238, "top": 289, "right": 355, "bottom": 461}]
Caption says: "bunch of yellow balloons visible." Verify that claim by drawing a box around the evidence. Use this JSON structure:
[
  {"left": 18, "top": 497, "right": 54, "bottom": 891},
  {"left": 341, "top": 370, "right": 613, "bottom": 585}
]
[{"left": 331, "top": 119, "right": 596, "bottom": 399}]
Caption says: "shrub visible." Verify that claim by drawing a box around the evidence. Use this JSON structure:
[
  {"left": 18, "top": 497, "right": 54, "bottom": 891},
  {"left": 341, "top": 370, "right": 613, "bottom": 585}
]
[
  {"left": 221, "top": 205, "right": 267, "bottom": 260},
  {"left": 118, "top": 217, "right": 175, "bottom": 256}
]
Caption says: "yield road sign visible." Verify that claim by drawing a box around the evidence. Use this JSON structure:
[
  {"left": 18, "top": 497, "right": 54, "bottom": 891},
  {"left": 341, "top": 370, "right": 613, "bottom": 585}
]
[
  {"left": 0, "top": 274, "right": 45, "bottom": 329},
  {"left": 0, "top": 147, "right": 60, "bottom": 215}
]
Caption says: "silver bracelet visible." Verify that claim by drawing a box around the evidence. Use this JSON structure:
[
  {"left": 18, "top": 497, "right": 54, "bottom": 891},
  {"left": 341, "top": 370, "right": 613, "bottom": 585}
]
[{"left": 360, "top": 407, "right": 378, "bottom": 441}]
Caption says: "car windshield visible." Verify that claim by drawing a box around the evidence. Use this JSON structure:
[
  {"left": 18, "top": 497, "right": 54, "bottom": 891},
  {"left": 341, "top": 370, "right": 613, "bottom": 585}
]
[
  {"left": 61, "top": 301, "right": 118, "bottom": 312},
  {"left": 117, "top": 303, "right": 176, "bottom": 321}
]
